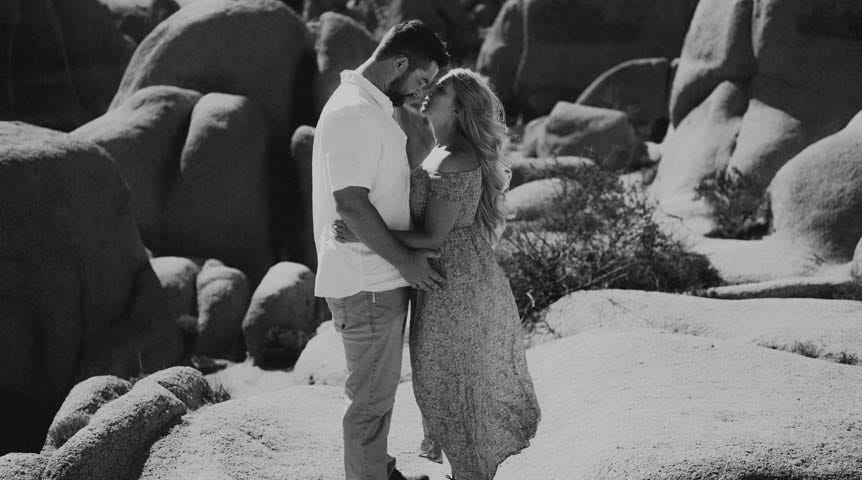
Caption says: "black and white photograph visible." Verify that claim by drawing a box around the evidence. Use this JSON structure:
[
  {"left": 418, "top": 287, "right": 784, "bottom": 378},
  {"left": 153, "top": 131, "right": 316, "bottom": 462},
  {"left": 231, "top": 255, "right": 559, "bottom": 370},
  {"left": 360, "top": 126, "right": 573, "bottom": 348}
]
[{"left": 1, "top": 0, "right": 861, "bottom": 479}]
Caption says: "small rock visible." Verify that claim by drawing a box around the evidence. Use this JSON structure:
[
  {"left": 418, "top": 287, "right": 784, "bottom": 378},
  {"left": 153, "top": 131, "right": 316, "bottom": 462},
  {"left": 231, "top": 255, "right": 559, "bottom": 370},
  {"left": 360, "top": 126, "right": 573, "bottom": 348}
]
[
  {"left": 242, "top": 262, "right": 328, "bottom": 367},
  {"left": 150, "top": 257, "right": 201, "bottom": 318},
  {"left": 195, "top": 265, "right": 250, "bottom": 359}
]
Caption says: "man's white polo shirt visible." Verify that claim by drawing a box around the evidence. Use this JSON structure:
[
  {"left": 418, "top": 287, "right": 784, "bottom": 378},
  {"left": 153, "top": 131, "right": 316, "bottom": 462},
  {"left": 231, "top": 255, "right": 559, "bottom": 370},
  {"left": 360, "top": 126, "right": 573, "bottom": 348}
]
[{"left": 312, "top": 70, "right": 411, "bottom": 298}]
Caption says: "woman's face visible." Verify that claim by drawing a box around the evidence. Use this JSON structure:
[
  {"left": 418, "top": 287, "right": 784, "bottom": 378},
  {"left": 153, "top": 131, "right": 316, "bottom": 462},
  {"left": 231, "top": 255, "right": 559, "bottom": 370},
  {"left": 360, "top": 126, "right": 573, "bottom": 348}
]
[{"left": 420, "top": 78, "right": 457, "bottom": 125}]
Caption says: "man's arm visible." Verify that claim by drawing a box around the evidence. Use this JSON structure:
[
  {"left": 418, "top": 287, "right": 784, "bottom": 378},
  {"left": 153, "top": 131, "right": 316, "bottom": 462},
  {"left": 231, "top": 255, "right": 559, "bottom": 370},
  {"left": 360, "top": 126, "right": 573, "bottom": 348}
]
[
  {"left": 334, "top": 186, "right": 445, "bottom": 290},
  {"left": 336, "top": 196, "right": 459, "bottom": 250}
]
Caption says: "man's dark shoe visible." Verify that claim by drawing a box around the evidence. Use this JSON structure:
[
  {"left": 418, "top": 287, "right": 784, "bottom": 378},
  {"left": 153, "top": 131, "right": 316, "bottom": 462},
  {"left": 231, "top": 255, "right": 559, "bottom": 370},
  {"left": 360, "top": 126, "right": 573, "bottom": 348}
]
[{"left": 388, "top": 468, "right": 430, "bottom": 480}]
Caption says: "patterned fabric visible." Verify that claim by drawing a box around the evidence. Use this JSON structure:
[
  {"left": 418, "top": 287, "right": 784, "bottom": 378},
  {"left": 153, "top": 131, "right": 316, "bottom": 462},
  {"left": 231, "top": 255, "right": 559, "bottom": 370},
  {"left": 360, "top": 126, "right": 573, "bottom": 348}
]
[{"left": 409, "top": 162, "right": 541, "bottom": 480}]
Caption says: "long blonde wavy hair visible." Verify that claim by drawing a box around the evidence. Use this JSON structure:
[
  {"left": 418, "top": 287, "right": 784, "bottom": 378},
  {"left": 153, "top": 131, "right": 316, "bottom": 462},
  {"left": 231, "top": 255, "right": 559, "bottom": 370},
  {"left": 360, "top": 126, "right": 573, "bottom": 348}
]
[{"left": 445, "top": 68, "right": 512, "bottom": 244}]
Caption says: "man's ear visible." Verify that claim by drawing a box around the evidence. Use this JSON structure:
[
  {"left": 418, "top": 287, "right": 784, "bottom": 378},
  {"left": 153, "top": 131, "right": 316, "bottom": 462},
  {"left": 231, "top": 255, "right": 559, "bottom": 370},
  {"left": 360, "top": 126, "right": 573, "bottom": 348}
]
[{"left": 393, "top": 56, "right": 410, "bottom": 75}]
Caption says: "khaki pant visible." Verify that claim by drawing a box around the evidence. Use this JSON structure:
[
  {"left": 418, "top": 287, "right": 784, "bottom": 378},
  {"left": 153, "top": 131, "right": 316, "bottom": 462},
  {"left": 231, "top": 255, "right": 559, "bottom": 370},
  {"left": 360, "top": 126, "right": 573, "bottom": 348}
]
[{"left": 326, "top": 288, "right": 409, "bottom": 480}]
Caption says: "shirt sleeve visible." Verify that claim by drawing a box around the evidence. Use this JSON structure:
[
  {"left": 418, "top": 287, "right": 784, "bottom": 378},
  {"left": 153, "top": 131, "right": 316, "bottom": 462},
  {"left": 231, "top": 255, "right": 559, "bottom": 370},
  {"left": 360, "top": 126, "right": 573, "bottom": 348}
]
[
  {"left": 428, "top": 170, "right": 474, "bottom": 202},
  {"left": 321, "top": 110, "right": 382, "bottom": 192}
]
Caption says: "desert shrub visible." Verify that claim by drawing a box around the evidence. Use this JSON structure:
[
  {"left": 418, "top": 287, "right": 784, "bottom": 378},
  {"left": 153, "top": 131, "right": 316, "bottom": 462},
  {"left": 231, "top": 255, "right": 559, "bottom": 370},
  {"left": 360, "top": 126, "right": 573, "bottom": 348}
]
[
  {"left": 825, "top": 351, "right": 861, "bottom": 366},
  {"left": 497, "top": 163, "right": 722, "bottom": 325},
  {"left": 693, "top": 167, "right": 772, "bottom": 239},
  {"left": 205, "top": 380, "right": 232, "bottom": 404},
  {"left": 789, "top": 340, "right": 822, "bottom": 359}
]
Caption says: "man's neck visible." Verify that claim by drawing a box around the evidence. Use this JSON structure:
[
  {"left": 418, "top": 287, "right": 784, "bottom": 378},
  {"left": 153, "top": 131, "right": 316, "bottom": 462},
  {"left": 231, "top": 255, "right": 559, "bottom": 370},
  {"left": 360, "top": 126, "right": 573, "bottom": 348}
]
[{"left": 356, "top": 60, "right": 388, "bottom": 95}]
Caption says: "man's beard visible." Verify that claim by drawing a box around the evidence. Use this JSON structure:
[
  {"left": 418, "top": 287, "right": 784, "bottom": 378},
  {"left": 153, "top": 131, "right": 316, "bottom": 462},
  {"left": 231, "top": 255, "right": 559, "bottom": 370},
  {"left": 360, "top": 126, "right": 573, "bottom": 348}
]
[{"left": 385, "top": 71, "right": 411, "bottom": 107}]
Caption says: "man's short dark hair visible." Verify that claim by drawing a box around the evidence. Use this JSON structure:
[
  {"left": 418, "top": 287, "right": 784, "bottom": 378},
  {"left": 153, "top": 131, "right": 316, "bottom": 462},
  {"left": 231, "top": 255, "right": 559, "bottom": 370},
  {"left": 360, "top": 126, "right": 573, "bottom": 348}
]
[{"left": 375, "top": 20, "right": 450, "bottom": 70}]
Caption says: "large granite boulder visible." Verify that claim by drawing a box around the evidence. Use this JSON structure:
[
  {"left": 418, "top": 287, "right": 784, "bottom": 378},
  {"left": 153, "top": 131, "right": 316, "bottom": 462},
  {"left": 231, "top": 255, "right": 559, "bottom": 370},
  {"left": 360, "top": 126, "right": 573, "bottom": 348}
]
[
  {"left": 476, "top": 0, "right": 523, "bottom": 115},
  {"left": 137, "top": 384, "right": 431, "bottom": 479},
  {"left": 537, "top": 290, "right": 862, "bottom": 364},
  {"left": 109, "top": 0, "right": 318, "bottom": 265},
  {"left": 0, "top": 0, "right": 134, "bottom": 130},
  {"left": 290, "top": 125, "right": 317, "bottom": 270},
  {"left": 383, "top": 0, "right": 477, "bottom": 60},
  {"left": 150, "top": 256, "right": 201, "bottom": 319},
  {"left": 97, "top": 0, "right": 180, "bottom": 43},
  {"left": 194, "top": 263, "right": 251, "bottom": 359},
  {"left": 0, "top": 453, "right": 48, "bottom": 480},
  {"left": 75, "top": 87, "right": 278, "bottom": 282},
  {"left": 576, "top": 57, "right": 673, "bottom": 142},
  {"left": 497, "top": 331, "right": 862, "bottom": 478},
  {"left": 242, "top": 262, "right": 328, "bottom": 367},
  {"left": 654, "top": 0, "right": 862, "bottom": 227},
  {"left": 160, "top": 93, "right": 275, "bottom": 284},
  {"left": 42, "top": 376, "right": 132, "bottom": 454},
  {"left": 311, "top": 11, "right": 376, "bottom": 115},
  {"left": 505, "top": 178, "right": 580, "bottom": 221},
  {"left": 769, "top": 111, "right": 862, "bottom": 262},
  {"left": 111, "top": 0, "right": 313, "bottom": 134},
  {"left": 479, "top": 0, "right": 696, "bottom": 120},
  {"left": 42, "top": 382, "right": 186, "bottom": 480},
  {"left": 0, "top": 123, "right": 180, "bottom": 454},
  {"left": 72, "top": 85, "right": 203, "bottom": 244},
  {"left": 141, "top": 329, "right": 862, "bottom": 479},
  {"left": 534, "top": 102, "right": 642, "bottom": 170}
]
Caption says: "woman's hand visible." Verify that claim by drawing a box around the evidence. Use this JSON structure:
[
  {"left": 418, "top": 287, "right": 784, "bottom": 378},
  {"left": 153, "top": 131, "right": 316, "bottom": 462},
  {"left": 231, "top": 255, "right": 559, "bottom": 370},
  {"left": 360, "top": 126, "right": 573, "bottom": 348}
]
[
  {"left": 395, "top": 106, "right": 436, "bottom": 169},
  {"left": 332, "top": 219, "right": 358, "bottom": 243}
]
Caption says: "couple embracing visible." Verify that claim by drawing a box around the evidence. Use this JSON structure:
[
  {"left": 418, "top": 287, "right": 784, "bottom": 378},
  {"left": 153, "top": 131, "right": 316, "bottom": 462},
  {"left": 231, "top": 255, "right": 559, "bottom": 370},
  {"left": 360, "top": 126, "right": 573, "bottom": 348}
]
[{"left": 311, "top": 20, "right": 540, "bottom": 480}]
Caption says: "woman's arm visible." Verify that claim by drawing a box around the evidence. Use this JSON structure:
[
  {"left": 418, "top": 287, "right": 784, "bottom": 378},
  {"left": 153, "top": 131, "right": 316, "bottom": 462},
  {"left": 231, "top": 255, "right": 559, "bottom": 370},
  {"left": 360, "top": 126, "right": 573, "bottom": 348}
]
[
  {"left": 395, "top": 106, "right": 436, "bottom": 169},
  {"left": 335, "top": 196, "right": 460, "bottom": 250}
]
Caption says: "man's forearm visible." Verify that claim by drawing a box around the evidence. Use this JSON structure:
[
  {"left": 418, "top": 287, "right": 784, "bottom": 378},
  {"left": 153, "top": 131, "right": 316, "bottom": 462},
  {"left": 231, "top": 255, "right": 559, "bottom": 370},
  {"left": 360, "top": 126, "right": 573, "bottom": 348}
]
[{"left": 337, "top": 200, "right": 412, "bottom": 269}]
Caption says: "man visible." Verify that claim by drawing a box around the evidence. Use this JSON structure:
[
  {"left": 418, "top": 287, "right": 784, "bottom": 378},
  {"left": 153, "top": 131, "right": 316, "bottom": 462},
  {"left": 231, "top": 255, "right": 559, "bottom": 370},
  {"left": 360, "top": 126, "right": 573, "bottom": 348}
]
[{"left": 311, "top": 20, "right": 450, "bottom": 480}]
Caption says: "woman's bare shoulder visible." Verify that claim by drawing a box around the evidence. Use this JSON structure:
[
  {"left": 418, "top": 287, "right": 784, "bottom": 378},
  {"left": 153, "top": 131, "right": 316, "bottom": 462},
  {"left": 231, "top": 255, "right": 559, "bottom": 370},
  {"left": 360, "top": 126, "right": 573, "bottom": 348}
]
[{"left": 436, "top": 147, "right": 480, "bottom": 174}]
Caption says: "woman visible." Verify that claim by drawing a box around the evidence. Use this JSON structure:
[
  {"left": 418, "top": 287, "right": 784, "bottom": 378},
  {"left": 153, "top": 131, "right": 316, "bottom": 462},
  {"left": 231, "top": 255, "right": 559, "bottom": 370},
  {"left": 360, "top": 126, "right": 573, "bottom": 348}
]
[{"left": 334, "top": 68, "right": 540, "bottom": 479}]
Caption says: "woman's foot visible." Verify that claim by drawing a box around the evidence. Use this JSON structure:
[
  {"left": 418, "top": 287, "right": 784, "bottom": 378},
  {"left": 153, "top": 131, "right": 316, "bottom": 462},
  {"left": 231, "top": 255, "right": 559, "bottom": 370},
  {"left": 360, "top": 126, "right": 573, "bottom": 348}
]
[{"left": 419, "top": 437, "right": 443, "bottom": 464}]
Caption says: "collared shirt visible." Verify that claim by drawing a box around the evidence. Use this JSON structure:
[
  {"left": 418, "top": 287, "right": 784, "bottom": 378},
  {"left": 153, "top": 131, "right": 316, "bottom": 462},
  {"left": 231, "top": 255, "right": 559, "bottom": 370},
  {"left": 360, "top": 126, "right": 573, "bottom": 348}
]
[{"left": 312, "top": 70, "right": 411, "bottom": 298}]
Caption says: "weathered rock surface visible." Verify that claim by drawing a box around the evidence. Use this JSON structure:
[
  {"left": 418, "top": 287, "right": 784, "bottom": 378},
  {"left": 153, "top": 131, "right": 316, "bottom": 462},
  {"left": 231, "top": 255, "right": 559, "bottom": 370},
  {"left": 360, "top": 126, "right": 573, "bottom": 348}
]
[
  {"left": 143, "top": 329, "right": 862, "bottom": 479},
  {"left": 42, "top": 376, "right": 132, "bottom": 453},
  {"left": 111, "top": 0, "right": 312, "bottom": 135},
  {"left": 138, "top": 366, "right": 212, "bottom": 410},
  {"left": 476, "top": 0, "right": 523, "bottom": 115},
  {"left": 0, "top": 453, "right": 47, "bottom": 480},
  {"left": 292, "top": 320, "right": 412, "bottom": 387},
  {"left": 290, "top": 125, "right": 318, "bottom": 270},
  {"left": 508, "top": 154, "right": 594, "bottom": 188},
  {"left": 98, "top": 0, "right": 180, "bottom": 43},
  {"left": 43, "top": 382, "right": 186, "bottom": 480},
  {"left": 537, "top": 289, "right": 862, "bottom": 365},
  {"left": 535, "top": 102, "right": 642, "bottom": 170},
  {"left": 160, "top": 93, "right": 275, "bottom": 284},
  {"left": 0, "top": 123, "right": 177, "bottom": 454},
  {"left": 72, "top": 85, "right": 202, "bottom": 243},
  {"left": 505, "top": 178, "right": 579, "bottom": 221},
  {"left": 576, "top": 57, "right": 672, "bottom": 142},
  {"left": 137, "top": 384, "right": 432, "bottom": 480},
  {"left": 0, "top": 0, "right": 134, "bottom": 130},
  {"left": 654, "top": 0, "right": 862, "bottom": 237},
  {"left": 150, "top": 256, "right": 201, "bottom": 319},
  {"left": 109, "top": 0, "right": 318, "bottom": 265},
  {"left": 769, "top": 111, "right": 862, "bottom": 262},
  {"left": 195, "top": 264, "right": 250, "bottom": 359},
  {"left": 498, "top": 331, "right": 862, "bottom": 478},
  {"left": 312, "top": 11, "right": 376, "bottom": 114},
  {"left": 479, "top": 0, "right": 695, "bottom": 120},
  {"left": 242, "top": 262, "right": 328, "bottom": 367}
]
